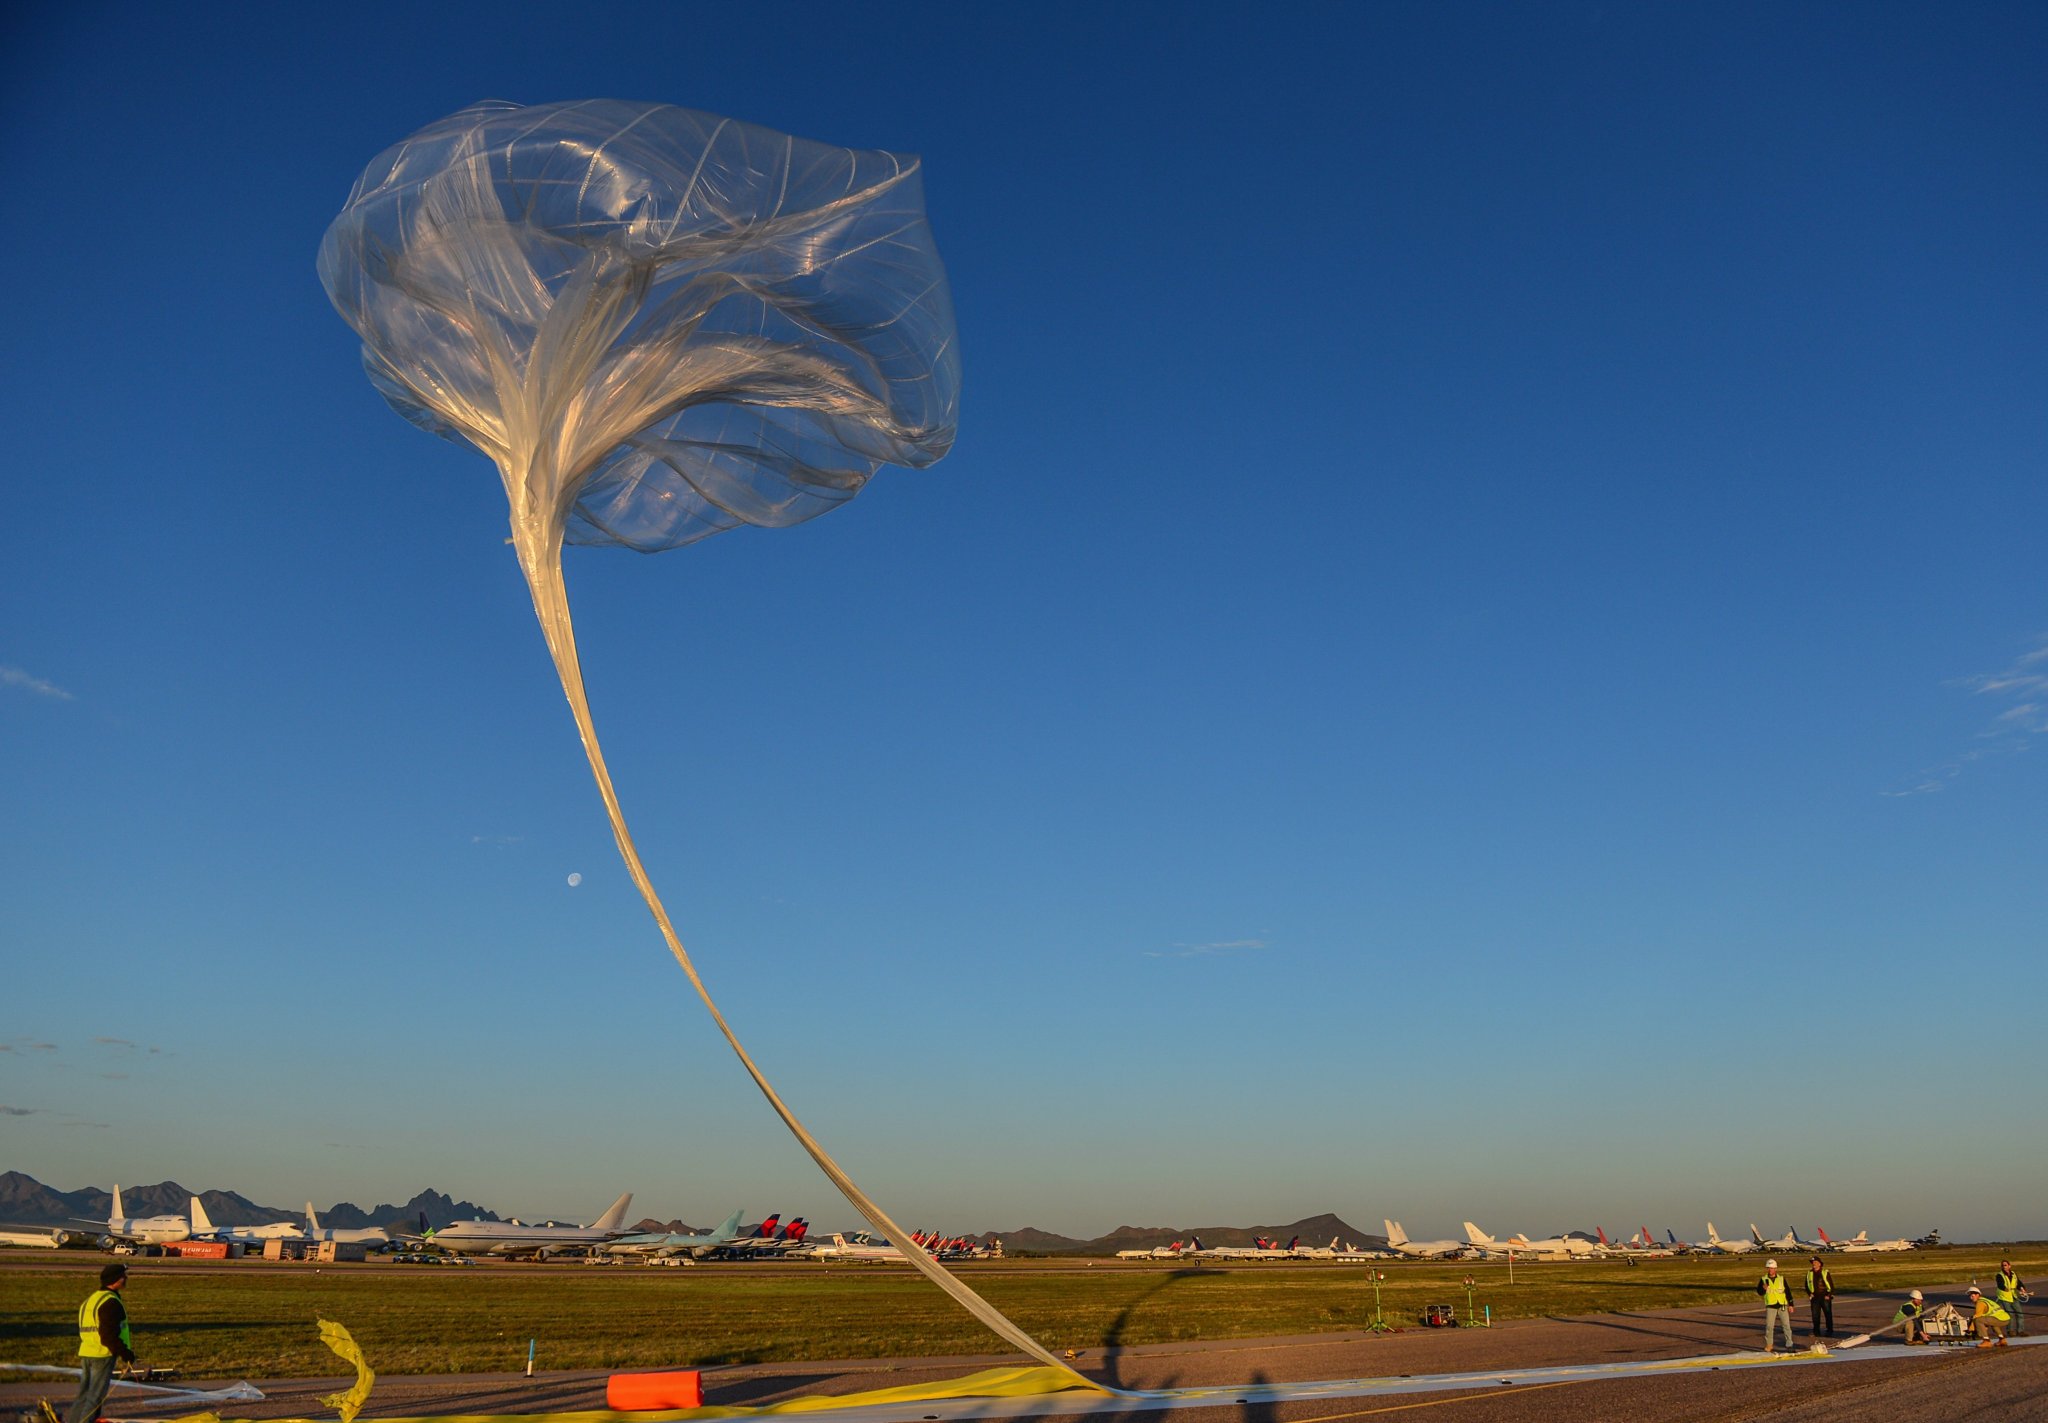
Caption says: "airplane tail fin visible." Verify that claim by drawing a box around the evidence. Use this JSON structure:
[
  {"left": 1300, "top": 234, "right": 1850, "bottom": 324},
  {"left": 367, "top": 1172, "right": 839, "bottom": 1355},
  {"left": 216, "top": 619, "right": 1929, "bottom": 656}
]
[
  {"left": 590, "top": 1192, "right": 633, "bottom": 1232},
  {"left": 112, "top": 1185, "right": 125, "bottom": 1222},
  {"left": 1597, "top": 1226, "right": 1610, "bottom": 1246},
  {"left": 306, "top": 1202, "right": 323, "bottom": 1231},
  {"left": 1668, "top": 1229, "right": 1680, "bottom": 1245},
  {"left": 755, "top": 1212, "right": 781, "bottom": 1239},
  {"left": 1853, "top": 1231, "right": 1868, "bottom": 1242},
  {"left": 189, "top": 1195, "right": 215, "bottom": 1234},
  {"left": 1384, "top": 1220, "right": 1407, "bottom": 1246},
  {"left": 713, "top": 1208, "right": 745, "bottom": 1241},
  {"left": 1707, "top": 1222, "right": 1721, "bottom": 1243},
  {"left": 1750, "top": 1224, "right": 1766, "bottom": 1244},
  {"left": 1463, "top": 1222, "right": 1490, "bottom": 1245},
  {"left": 1818, "top": 1227, "right": 1832, "bottom": 1245}
]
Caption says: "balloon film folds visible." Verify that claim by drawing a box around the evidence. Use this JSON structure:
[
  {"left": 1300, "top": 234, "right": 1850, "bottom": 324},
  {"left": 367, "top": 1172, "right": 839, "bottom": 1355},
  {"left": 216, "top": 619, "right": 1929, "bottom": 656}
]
[
  {"left": 319, "top": 98, "right": 960, "bottom": 556},
  {"left": 319, "top": 103, "right": 1092, "bottom": 1384}
]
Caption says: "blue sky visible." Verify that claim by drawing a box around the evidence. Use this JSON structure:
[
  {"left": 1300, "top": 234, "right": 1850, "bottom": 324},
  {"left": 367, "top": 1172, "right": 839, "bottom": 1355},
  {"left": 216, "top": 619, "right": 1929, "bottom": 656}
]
[{"left": 2, "top": 1, "right": 2043, "bottom": 1242}]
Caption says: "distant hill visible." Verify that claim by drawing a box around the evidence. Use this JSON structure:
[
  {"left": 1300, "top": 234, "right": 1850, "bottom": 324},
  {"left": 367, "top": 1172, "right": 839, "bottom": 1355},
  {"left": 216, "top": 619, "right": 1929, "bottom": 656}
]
[
  {"left": 0, "top": 1172, "right": 498, "bottom": 1232},
  {"left": 979, "top": 1214, "right": 1388, "bottom": 1255},
  {"left": 318, "top": 1190, "right": 502, "bottom": 1231}
]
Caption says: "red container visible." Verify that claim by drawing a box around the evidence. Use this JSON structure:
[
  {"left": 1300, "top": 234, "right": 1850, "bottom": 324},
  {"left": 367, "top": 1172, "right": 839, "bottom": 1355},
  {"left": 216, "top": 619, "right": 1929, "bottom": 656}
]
[
  {"left": 169, "top": 1241, "right": 230, "bottom": 1259},
  {"left": 606, "top": 1371, "right": 702, "bottom": 1411}
]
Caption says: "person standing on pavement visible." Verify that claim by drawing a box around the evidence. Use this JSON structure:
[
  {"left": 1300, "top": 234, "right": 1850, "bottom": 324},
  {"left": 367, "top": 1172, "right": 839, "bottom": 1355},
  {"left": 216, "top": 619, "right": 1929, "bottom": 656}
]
[
  {"left": 67, "top": 1262, "right": 137, "bottom": 1423},
  {"left": 1757, "top": 1258, "right": 1796, "bottom": 1351},
  {"left": 1994, "top": 1260, "right": 2028, "bottom": 1337},
  {"left": 1804, "top": 1255, "right": 1835, "bottom": 1339}
]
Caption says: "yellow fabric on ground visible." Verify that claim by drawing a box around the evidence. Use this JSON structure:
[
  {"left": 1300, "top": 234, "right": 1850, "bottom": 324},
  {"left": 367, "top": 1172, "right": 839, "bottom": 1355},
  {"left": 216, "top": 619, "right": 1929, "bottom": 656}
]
[{"left": 166, "top": 1364, "right": 1104, "bottom": 1423}]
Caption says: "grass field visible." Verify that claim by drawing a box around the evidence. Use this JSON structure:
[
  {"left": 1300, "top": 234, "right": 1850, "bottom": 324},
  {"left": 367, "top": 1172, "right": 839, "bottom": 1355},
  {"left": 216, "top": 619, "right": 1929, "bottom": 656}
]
[{"left": 0, "top": 1249, "right": 2036, "bottom": 1379}]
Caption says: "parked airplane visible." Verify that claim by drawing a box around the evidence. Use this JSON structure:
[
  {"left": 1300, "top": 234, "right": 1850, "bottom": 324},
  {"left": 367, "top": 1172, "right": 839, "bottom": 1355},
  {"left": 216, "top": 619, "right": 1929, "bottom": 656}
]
[
  {"left": 0, "top": 1227, "right": 67, "bottom": 1248},
  {"left": 1383, "top": 1221, "right": 1467, "bottom": 1258},
  {"left": 1817, "top": 1227, "right": 1912, "bottom": 1253},
  {"left": 187, "top": 1197, "right": 307, "bottom": 1246},
  {"left": 73, "top": 1186, "right": 191, "bottom": 1246},
  {"left": 805, "top": 1231, "right": 905, "bottom": 1262},
  {"left": 1594, "top": 1227, "right": 1673, "bottom": 1258},
  {"left": 303, "top": 1204, "right": 393, "bottom": 1250},
  {"left": 603, "top": 1209, "right": 749, "bottom": 1259},
  {"left": 1699, "top": 1223, "right": 1758, "bottom": 1254},
  {"left": 1665, "top": 1229, "right": 1698, "bottom": 1254},
  {"left": 429, "top": 1193, "right": 634, "bottom": 1257},
  {"left": 1751, "top": 1224, "right": 1827, "bottom": 1254},
  {"left": 1463, "top": 1222, "right": 1599, "bottom": 1259}
]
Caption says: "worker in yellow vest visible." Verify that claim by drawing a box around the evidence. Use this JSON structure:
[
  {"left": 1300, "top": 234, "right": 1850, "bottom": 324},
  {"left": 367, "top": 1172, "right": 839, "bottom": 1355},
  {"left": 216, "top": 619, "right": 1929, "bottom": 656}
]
[
  {"left": 67, "top": 1262, "right": 137, "bottom": 1423},
  {"left": 1994, "top": 1260, "right": 2027, "bottom": 1337},
  {"left": 1969, "top": 1285, "right": 2010, "bottom": 1347},
  {"left": 1756, "top": 1259, "right": 1796, "bottom": 1351},
  {"left": 1804, "top": 1256, "right": 1835, "bottom": 1339}
]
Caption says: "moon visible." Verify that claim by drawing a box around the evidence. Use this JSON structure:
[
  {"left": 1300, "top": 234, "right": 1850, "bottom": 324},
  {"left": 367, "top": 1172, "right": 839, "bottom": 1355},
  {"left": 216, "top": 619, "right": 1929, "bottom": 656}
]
[{"left": 566, "top": 872, "right": 583, "bottom": 887}]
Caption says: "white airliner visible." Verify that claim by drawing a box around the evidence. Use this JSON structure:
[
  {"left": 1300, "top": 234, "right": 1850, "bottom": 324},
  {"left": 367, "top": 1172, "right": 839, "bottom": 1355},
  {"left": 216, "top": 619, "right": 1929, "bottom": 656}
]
[
  {"left": 302, "top": 1204, "right": 393, "bottom": 1249},
  {"left": 1383, "top": 1221, "right": 1467, "bottom": 1258},
  {"left": 73, "top": 1186, "right": 191, "bottom": 1246},
  {"left": 429, "top": 1193, "right": 634, "bottom": 1257},
  {"left": 602, "top": 1209, "right": 749, "bottom": 1259},
  {"left": 1817, "top": 1227, "right": 1912, "bottom": 1253},
  {"left": 1594, "top": 1227, "right": 1674, "bottom": 1258},
  {"left": 187, "top": 1197, "right": 307, "bottom": 1246},
  {"left": 1751, "top": 1223, "right": 1828, "bottom": 1254},
  {"left": 805, "top": 1231, "right": 906, "bottom": 1262},
  {"left": 1462, "top": 1222, "right": 1599, "bottom": 1259},
  {"left": 1699, "top": 1223, "right": 1758, "bottom": 1254},
  {"left": 0, "top": 1227, "right": 68, "bottom": 1248}
]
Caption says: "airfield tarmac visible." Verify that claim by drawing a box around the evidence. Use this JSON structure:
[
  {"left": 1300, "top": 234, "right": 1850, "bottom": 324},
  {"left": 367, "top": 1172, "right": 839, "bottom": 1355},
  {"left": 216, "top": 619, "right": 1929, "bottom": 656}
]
[{"left": 6, "top": 1276, "right": 2040, "bottom": 1422}]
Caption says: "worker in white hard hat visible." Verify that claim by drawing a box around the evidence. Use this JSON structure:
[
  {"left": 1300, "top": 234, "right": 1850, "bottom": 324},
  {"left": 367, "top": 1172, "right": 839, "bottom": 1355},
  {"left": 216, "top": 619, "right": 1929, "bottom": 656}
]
[
  {"left": 1892, "top": 1288, "right": 1926, "bottom": 1344},
  {"left": 1969, "top": 1285, "right": 2011, "bottom": 1347},
  {"left": 1756, "top": 1259, "right": 1796, "bottom": 1352}
]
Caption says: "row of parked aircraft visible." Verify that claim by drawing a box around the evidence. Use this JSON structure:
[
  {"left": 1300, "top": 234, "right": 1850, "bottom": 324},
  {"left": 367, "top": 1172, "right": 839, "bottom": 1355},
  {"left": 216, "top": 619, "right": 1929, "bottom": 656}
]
[
  {"left": 1114, "top": 1220, "right": 1930, "bottom": 1263},
  {"left": 0, "top": 1187, "right": 405, "bottom": 1251},
  {"left": 0, "top": 1189, "right": 1934, "bottom": 1265}
]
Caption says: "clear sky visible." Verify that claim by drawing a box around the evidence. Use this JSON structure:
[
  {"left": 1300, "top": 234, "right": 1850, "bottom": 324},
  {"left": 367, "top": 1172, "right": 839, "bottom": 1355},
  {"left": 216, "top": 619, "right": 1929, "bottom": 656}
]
[{"left": 2, "top": 1, "right": 2042, "bottom": 1243}]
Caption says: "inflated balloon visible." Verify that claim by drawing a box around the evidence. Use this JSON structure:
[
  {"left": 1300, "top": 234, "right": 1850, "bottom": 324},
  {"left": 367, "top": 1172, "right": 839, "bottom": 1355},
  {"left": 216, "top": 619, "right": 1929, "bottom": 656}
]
[{"left": 320, "top": 100, "right": 1083, "bottom": 1381}]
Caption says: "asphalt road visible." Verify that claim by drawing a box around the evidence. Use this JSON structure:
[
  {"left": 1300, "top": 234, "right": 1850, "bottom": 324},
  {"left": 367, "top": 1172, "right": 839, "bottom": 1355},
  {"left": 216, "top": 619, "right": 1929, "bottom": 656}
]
[{"left": 5, "top": 1277, "right": 2039, "bottom": 1422}]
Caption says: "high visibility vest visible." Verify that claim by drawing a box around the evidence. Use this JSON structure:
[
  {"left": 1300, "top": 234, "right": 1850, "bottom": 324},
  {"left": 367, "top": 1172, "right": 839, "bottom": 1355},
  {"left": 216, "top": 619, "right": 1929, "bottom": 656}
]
[
  {"left": 1977, "top": 1297, "right": 2010, "bottom": 1323},
  {"left": 1762, "top": 1274, "right": 1790, "bottom": 1307},
  {"left": 77, "top": 1289, "right": 130, "bottom": 1358},
  {"left": 1996, "top": 1270, "right": 2019, "bottom": 1303}
]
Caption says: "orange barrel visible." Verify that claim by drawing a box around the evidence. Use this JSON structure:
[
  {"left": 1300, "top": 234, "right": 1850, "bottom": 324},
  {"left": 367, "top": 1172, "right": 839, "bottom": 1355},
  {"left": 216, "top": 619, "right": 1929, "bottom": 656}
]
[{"left": 606, "top": 1371, "right": 703, "bottom": 1411}]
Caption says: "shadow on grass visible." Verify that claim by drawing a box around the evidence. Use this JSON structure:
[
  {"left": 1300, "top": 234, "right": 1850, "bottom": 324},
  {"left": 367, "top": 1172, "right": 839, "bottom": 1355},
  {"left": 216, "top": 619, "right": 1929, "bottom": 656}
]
[{"left": 1094, "top": 1269, "right": 1226, "bottom": 1390}]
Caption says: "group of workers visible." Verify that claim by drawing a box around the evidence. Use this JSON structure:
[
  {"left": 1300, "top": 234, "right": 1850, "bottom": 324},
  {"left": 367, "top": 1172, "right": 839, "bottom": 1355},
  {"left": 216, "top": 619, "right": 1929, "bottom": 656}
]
[{"left": 1756, "top": 1256, "right": 2029, "bottom": 1351}]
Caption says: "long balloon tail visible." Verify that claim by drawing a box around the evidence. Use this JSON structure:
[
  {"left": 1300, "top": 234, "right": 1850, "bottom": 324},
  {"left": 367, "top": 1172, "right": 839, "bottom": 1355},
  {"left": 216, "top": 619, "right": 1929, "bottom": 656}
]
[{"left": 519, "top": 544, "right": 1096, "bottom": 1388}]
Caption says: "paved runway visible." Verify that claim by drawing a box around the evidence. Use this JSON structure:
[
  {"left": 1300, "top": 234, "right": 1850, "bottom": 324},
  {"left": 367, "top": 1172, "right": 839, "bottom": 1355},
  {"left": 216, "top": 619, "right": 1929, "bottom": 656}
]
[{"left": 6, "top": 1281, "right": 2040, "bottom": 1422}]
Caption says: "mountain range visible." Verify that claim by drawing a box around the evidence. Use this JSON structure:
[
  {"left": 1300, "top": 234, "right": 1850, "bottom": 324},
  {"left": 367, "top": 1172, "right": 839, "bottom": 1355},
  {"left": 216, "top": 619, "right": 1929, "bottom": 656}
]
[{"left": 0, "top": 1172, "right": 501, "bottom": 1231}]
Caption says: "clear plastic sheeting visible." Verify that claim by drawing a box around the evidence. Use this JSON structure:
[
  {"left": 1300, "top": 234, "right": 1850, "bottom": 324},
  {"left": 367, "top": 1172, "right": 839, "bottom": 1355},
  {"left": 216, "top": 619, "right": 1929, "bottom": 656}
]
[{"left": 318, "top": 101, "right": 1084, "bottom": 1384}]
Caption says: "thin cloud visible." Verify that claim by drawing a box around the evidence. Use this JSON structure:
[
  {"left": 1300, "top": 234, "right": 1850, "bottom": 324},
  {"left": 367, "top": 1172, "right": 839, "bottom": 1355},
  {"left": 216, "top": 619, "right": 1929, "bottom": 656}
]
[
  {"left": 94, "top": 1036, "right": 137, "bottom": 1049},
  {"left": 0, "top": 665, "right": 75, "bottom": 701},
  {"left": 470, "top": 834, "right": 524, "bottom": 846},
  {"left": 28, "top": 1042, "right": 57, "bottom": 1052},
  {"left": 1144, "top": 938, "right": 1271, "bottom": 959},
  {"left": 0, "top": 1105, "right": 37, "bottom": 1117},
  {"left": 1886, "top": 635, "right": 2048, "bottom": 796},
  {"left": 56, "top": 1120, "right": 110, "bottom": 1130}
]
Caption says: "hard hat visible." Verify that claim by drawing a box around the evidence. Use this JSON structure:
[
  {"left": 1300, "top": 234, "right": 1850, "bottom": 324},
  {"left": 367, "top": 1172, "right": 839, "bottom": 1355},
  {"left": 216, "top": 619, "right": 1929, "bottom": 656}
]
[
  {"left": 1910, "top": 1289, "right": 1923, "bottom": 1299},
  {"left": 1765, "top": 1259, "right": 1778, "bottom": 1268},
  {"left": 1969, "top": 1285, "right": 1981, "bottom": 1294}
]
